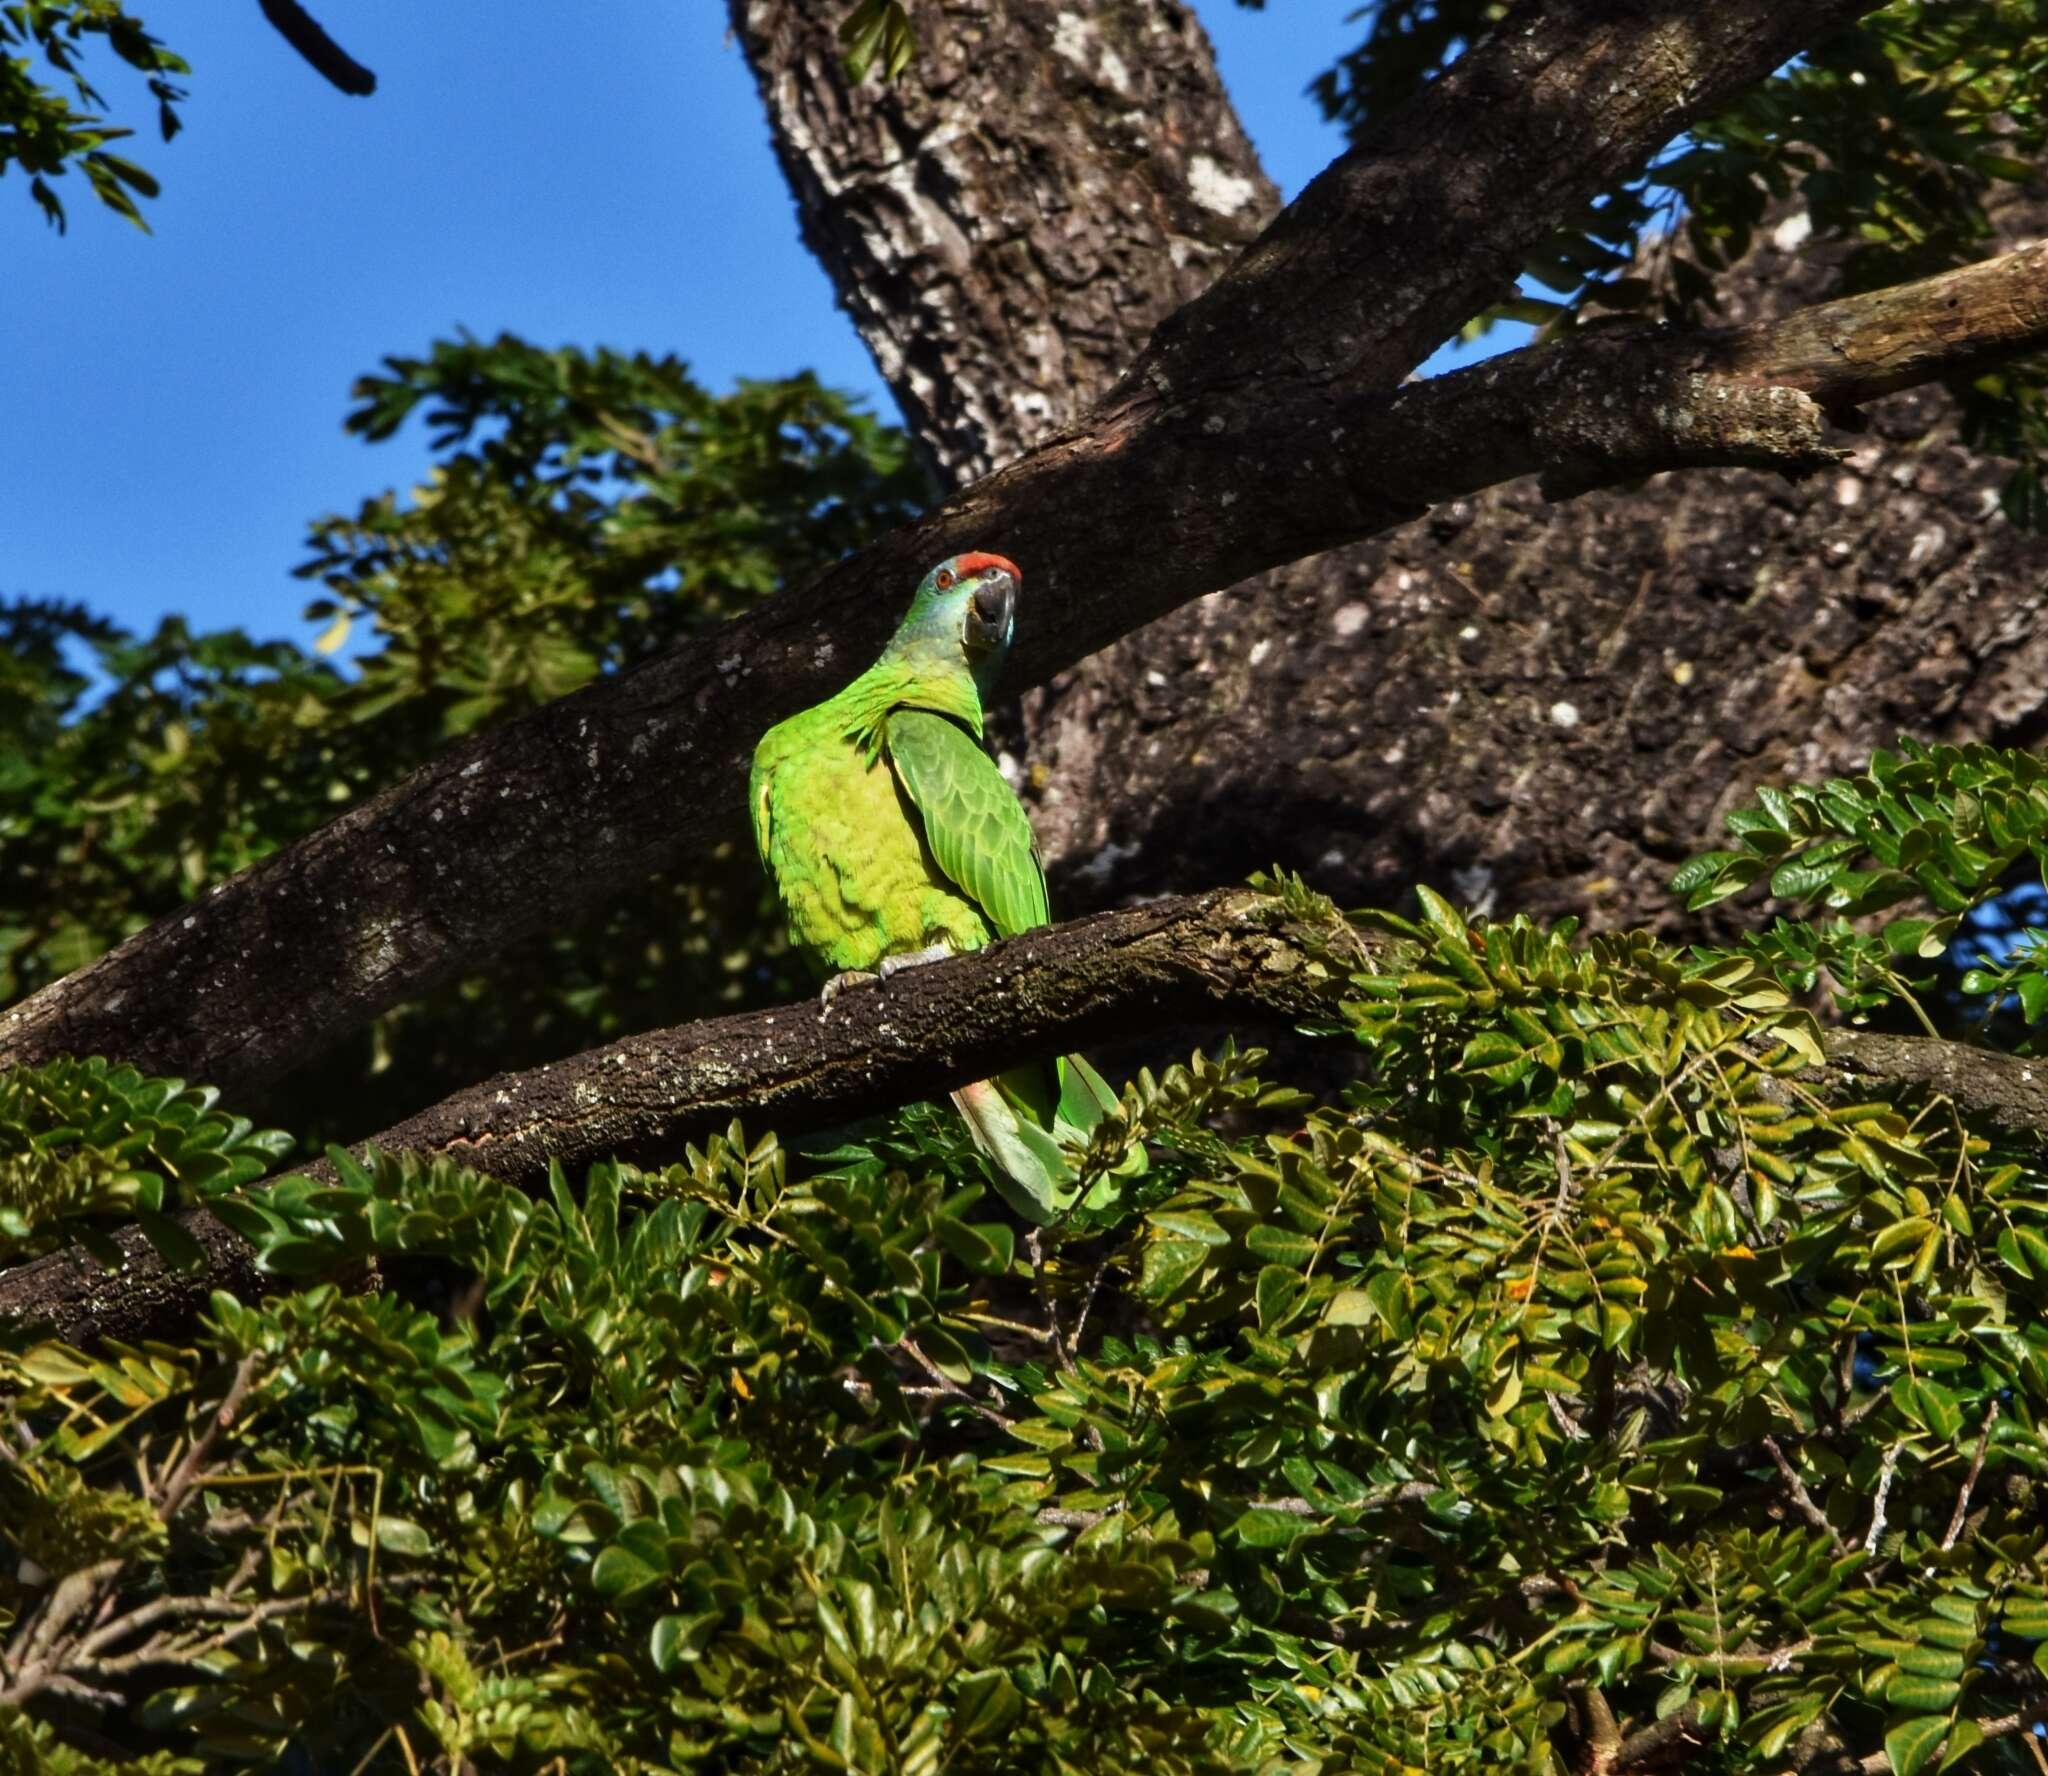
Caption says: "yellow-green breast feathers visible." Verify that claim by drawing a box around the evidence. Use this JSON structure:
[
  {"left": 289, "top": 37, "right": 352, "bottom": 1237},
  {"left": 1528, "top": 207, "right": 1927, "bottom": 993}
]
[{"left": 751, "top": 694, "right": 1000, "bottom": 976}]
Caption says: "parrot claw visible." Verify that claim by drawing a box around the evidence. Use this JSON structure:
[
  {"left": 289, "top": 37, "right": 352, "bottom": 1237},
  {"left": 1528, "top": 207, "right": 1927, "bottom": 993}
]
[
  {"left": 819, "top": 969, "right": 879, "bottom": 1009},
  {"left": 878, "top": 943, "right": 955, "bottom": 979}
]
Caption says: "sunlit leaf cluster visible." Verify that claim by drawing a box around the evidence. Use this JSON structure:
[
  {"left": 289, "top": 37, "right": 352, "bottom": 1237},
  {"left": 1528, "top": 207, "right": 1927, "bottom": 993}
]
[
  {"left": 0, "top": 1057, "right": 289, "bottom": 1269},
  {"left": 11, "top": 794, "right": 2048, "bottom": 1767},
  {"left": 1679, "top": 738, "right": 2048, "bottom": 1038},
  {"left": 0, "top": 0, "right": 183, "bottom": 230}
]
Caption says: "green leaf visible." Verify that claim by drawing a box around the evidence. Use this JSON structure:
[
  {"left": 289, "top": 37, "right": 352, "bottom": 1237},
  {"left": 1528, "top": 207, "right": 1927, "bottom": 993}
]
[
  {"left": 592, "top": 1543, "right": 664, "bottom": 1599},
  {"left": 1245, "top": 1224, "right": 1316, "bottom": 1266},
  {"left": 1151, "top": 1210, "right": 1229, "bottom": 1247},
  {"left": 354, "top": 1516, "right": 433, "bottom": 1557},
  {"left": 2019, "top": 972, "right": 2048, "bottom": 1024},
  {"left": 1460, "top": 1030, "right": 1531, "bottom": 1082},
  {"left": 1885, "top": 1676, "right": 1961, "bottom": 1715},
  {"left": 1883, "top": 1713, "right": 1950, "bottom": 1776},
  {"left": 1139, "top": 1237, "right": 1209, "bottom": 1301},
  {"left": 1231, "top": 1505, "right": 1315, "bottom": 1547},
  {"left": 933, "top": 1215, "right": 1012, "bottom": 1275}
]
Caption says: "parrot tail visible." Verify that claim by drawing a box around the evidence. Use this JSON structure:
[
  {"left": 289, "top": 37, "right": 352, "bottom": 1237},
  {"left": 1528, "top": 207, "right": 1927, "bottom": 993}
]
[
  {"left": 952, "top": 1052, "right": 1134, "bottom": 1224},
  {"left": 952, "top": 1074, "right": 1072, "bottom": 1223}
]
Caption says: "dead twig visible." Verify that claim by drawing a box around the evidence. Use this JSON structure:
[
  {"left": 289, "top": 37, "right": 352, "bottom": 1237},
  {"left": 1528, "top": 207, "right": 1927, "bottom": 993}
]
[
  {"left": 1941, "top": 1400, "right": 1999, "bottom": 1551},
  {"left": 897, "top": 1337, "right": 1013, "bottom": 1430},
  {"left": 155, "top": 1353, "right": 262, "bottom": 1521},
  {"left": 1762, "top": 1433, "right": 1847, "bottom": 1553},
  {"left": 1864, "top": 1442, "right": 1902, "bottom": 1555}
]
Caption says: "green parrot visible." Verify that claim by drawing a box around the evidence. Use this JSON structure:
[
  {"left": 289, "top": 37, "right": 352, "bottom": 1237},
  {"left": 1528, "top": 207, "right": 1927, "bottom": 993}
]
[{"left": 750, "top": 550, "right": 1119, "bottom": 1220}]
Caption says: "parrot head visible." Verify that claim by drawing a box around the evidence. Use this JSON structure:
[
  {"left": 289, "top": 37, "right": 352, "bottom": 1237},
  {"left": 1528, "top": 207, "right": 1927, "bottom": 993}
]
[{"left": 887, "top": 551, "right": 1021, "bottom": 696}]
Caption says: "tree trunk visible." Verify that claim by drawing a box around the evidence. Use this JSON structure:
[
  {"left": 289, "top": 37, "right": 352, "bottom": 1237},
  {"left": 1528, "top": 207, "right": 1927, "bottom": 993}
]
[
  {"left": 730, "top": 0, "right": 1276, "bottom": 487},
  {"left": 739, "top": 1, "right": 2048, "bottom": 933}
]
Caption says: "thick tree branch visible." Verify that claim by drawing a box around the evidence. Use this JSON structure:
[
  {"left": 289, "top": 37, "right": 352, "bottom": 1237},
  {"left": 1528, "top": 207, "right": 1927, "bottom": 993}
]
[
  {"left": 1361, "top": 242, "right": 2048, "bottom": 505},
  {"left": 1823, "top": 1027, "right": 2048, "bottom": 1146},
  {"left": 13, "top": 886, "right": 2048, "bottom": 1348},
  {"left": 1122, "top": 1, "right": 1877, "bottom": 405},
  {"left": 0, "top": 0, "right": 1886, "bottom": 1100},
  {"left": 0, "top": 889, "right": 1354, "bottom": 1344}
]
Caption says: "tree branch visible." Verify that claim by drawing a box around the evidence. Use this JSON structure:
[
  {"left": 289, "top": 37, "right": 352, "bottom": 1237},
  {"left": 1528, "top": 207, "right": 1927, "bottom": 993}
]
[
  {"left": 15, "top": 883, "right": 2048, "bottom": 1348},
  {"left": 0, "top": 0, "right": 1883, "bottom": 1100},
  {"left": 256, "top": 0, "right": 376, "bottom": 96},
  {"left": 1362, "top": 242, "right": 2048, "bottom": 503},
  {"left": 0, "top": 889, "right": 1361, "bottom": 1343},
  {"left": 1823, "top": 1026, "right": 2048, "bottom": 1146}
]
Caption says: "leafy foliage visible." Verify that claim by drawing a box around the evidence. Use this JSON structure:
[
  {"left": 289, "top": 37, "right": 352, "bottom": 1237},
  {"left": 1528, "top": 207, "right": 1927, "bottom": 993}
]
[
  {"left": 1, "top": 339, "right": 925, "bottom": 1139},
  {"left": 1677, "top": 738, "right": 2048, "bottom": 1037},
  {"left": 15, "top": 5, "right": 2048, "bottom": 1771},
  {"left": 0, "top": 0, "right": 184, "bottom": 230},
  {"left": 837, "top": 0, "right": 916, "bottom": 82},
  {"left": 0, "top": 1058, "right": 289, "bottom": 1270},
  {"left": 13, "top": 810, "right": 2048, "bottom": 1767}
]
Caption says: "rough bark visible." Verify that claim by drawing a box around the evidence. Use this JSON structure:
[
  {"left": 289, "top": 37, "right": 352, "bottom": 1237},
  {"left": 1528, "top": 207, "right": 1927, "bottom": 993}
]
[
  {"left": 0, "top": 0, "right": 1883, "bottom": 1098},
  {"left": 1024, "top": 230, "right": 2048, "bottom": 932},
  {"left": 732, "top": 0, "right": 1275, "bottom": 484},
  {"left": 739, "top": 0, "right": 2048, "bottom": 939},
  {"left": 1322, "top": 243, "right": 2048, "bottom": 507},
  {"left": 0, "top": 889, "right": 1353, "bottom": 1344},
  {"left": 7, "top": 885, "right": 2040, "bottom": 1348}
]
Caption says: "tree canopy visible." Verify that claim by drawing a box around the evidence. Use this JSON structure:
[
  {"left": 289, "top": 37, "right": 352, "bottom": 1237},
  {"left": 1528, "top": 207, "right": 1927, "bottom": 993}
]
[{"left": 10, "top": 2, "right": 2048, "bottom": 1772}]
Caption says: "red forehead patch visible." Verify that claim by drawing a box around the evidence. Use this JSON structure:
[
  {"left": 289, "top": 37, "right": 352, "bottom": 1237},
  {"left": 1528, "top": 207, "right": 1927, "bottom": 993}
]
[{"left": 953, "top": 551, "right": 1021, "bottom": 581}]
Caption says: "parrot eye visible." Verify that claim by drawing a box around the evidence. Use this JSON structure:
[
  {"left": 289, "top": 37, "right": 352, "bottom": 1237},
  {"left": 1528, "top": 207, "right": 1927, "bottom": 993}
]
[
  {"left": 934, "top": 568, "right": 956, "bottom": 590},
  {"left": 980, "top": 567, "right": 999, "bottom": 580}
]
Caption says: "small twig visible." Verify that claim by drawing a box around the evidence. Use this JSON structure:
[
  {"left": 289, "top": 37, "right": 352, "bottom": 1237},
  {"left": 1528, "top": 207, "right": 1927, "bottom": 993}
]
[
  {"left": 1762, "top": 1434, "right": 1846, "bottom": 1553},
  {"left": 1647, "top": 1636, "right": 1812, "bottom": 1673},
  {"left": 155, "top": 1353, "right": 262, "bottom": 1521},
  {"left": 38, "top": 1672, "right": 124, "bottom": 1710},
  {"left": 76, "top": 1588, "right": 352, "bottom": 1679},
  {"left": 348, "top": 1727, "right": 397, "bottom": 1776},
  {"left": 1547, "top": 1392, "right": 1589, "bottom": 1441},
  {"left": 77, "top": 1591, "right": 252, "bottom": 1659},
  {"left": 1024, "top": 1229, "right": 1074, "bottom": 1373},
  {"left": 1035, "top": 1507, "right": 1111, "bottom": 1530},
  {"left": 1068, "top": 1253, "right": 1112, "bottom": 1354},
  {"left": 897, "top": 1337, "right": 1013, "bottom": 1429},
  {"left": 1864, "top": 1442, "right": 1902, "bottom": 1555},
  {"left": 1941, "top": 1400, "right": 1999, "bottom": 1551},
  {"left": 0, "top": 1558, "right": 125, "bottom": 1707}
]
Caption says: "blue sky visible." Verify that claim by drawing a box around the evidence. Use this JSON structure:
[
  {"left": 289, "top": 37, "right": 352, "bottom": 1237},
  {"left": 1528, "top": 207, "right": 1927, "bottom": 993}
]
[{"left": 1, "top": 1, "right": 1408, "bottom": 648}]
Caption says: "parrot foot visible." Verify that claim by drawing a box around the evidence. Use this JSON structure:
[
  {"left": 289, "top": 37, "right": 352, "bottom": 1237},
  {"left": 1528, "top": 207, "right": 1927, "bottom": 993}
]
[
  {"left": 819, "top": 969, "right": 879, "bottom": 1009},
  {"left": 878, "top": 943, "right": 956, "bottom": 979}
]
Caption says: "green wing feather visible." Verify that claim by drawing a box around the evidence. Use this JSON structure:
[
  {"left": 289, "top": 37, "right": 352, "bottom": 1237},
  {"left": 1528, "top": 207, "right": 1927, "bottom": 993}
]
[{"left": 885, "top": 708, "right": 1049, "bottom": 939}]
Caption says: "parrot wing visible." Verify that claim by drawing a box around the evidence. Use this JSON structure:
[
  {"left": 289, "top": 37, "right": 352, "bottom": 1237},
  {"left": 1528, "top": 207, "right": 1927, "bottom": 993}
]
[
  {"left": 887, "top": 707, "right": 1143, "bottom": 1222},
  {"left": 884, "top": 707, "right": 1049, "bottom": 939}
]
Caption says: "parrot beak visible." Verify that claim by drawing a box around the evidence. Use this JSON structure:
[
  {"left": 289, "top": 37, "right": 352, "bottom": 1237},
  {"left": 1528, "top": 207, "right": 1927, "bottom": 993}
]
[{"left": 962, "top": 570, "right": 1016, "bottom": 663}]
